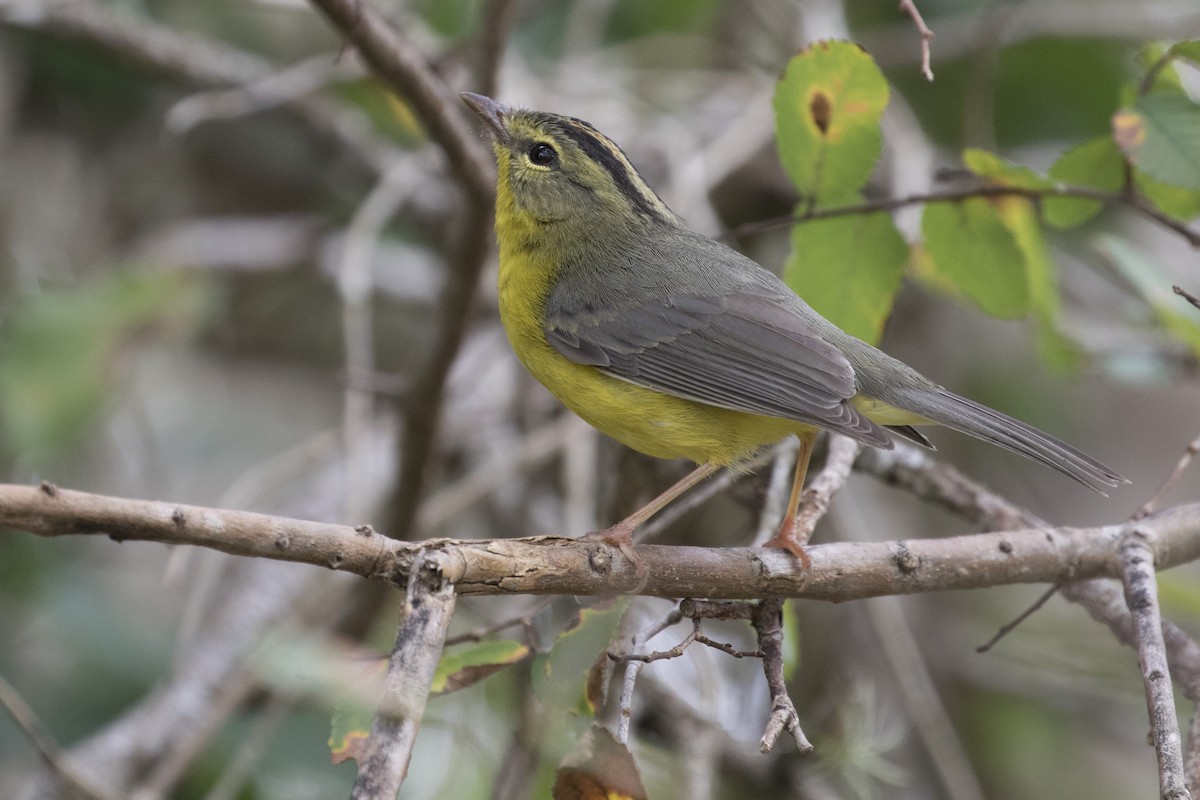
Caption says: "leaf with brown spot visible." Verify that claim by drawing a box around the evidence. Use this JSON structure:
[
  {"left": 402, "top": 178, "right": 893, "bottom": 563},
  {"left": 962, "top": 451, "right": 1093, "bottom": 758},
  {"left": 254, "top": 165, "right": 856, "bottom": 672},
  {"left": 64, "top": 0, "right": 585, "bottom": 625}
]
[
  {"left": 774, "top": 40, "right": 889, "bottom": 205},
  {"left": 552, "top": 725, "right": 647, "bottom": 800}
]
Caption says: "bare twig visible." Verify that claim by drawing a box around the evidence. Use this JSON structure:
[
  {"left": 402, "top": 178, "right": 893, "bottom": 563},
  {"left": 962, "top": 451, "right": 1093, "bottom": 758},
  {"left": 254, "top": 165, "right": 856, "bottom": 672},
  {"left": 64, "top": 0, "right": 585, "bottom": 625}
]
[
  {"left": 0, "top": 674, "right": 118, "bottom": 800},
  {"left": 898, "top": 0, "right": 936, "bottom": 80},
  {"left": 1134, "top": 432, "right": 1200, "bottom": 521},
  {"left": 1176, "top": 285, "right": 1200, "bottom": 312},
  {"left": 753, "top": 598, "right": 812, "bottom": 754},
  {"left": 6, "top": 483, "right": 1200, "bottom": 600},
  {"left": 975, "top": 584, "right": 1060, "bottom": 653},
  {"left": 351, "top": 549, "right": 459, "bottom": 798},
  {"left": 443, "top": 597, "right": 554, "bottom": 647},
  {"left": 723, "top": 183, "right": 1200, "bottom": 248},
  {"left": 1118, "top": 531, "right": 1191, "bottom": 800},
  {"left": 609, "top": 618, "right": 761, "bottom": 664}
]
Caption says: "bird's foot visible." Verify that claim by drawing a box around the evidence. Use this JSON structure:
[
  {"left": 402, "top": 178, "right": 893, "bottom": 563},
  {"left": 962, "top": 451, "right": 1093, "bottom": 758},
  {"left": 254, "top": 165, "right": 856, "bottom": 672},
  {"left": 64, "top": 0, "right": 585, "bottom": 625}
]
[
  {"left": 762, "top": 517, "right": 812, "bottom": 572},
  {"left": 580, "top": 523, "right": 649, "bottom": 593}
]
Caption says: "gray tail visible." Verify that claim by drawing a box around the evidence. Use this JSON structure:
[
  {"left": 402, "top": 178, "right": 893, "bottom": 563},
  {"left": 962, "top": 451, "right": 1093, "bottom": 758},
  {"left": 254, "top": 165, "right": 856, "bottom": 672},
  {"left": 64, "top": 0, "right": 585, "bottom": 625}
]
[{"left": 891, "top": 388, "right": 1127, "bottom": 495}]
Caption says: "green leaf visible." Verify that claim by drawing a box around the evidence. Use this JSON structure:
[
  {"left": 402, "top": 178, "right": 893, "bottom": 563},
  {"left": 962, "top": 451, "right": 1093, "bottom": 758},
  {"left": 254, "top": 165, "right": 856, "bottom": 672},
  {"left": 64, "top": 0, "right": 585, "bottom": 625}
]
[
  {"left": 1113, "top": 92, "right": 1200, "bottom": 191},
  {"left": 1172, "top": 41, "right": 1200, "bottom": 64},
  {"left": 784, "top": 209, "right": 907, "bottom": 344},
  {"left": 994, "top": 197, "right": 1080, "bottom": 369},
  {"left": 1043, "top": 137, "right": 1124, "bottom": 229},
  {"left": 532, "top": 600, "right": 629, "bottom": 715},
  {"left": 963, "top": 148, "right": 1053, "bottom": 190},
  {"left": 774, "top": 41, "right": 889, "bottom": 206},
  {"left": 1098, "top": 235, "right": 1200, "bottom": 354},
  {"left": 0, "top": 271, "right": 201, "bottom": 454},
  {"left": 1135, "top": 171, "right": 1200, "bottom": 221},
  {"left": 920, "top": 199, "right": 1029, "bottom": 318},
  {"left": 431, "top": 639, "right": 530, "bottom": 695}
]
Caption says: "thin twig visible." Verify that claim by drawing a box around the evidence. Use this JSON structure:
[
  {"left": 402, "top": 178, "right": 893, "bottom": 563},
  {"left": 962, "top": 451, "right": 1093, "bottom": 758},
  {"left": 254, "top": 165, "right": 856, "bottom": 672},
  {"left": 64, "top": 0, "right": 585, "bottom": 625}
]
[
  {"left": 722, "top": 183, "right": 1200, "bottom": 248},
  {"left": 443, "top": 597, "right": 555, "bottom": 647},
  {"left": 1134, "top": 432, "right": 1200, "bottom": 521},
  {"left": 0, "top": 674, "right": 118, "bottom": 800},
  {"left": 1118, "top": 531, "right": 1191, "bottom": 800},
  {"left": 753, "top": 598, "right": 812, "bottom": 754},
  {"left": 898, "top": 0, "right": 936, "bottom": 80},
  {"left": 1176, "top": 285, "right": 1200, "bottom": 311},
  {"left": 609, "top": 618, "right": 762, "bottom": 663},
  {"left": 975, "top": 584, "right": 1061, "bottom": 653},
  {"left": 351, "top": 549, "right": 459, "bottom": 798}
]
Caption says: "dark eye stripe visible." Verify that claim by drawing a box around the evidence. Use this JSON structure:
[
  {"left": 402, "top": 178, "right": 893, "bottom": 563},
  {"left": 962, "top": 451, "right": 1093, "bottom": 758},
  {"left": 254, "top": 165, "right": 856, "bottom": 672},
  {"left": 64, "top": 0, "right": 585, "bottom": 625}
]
[{"left": 557, "top": 122, "right": 670, "bottom": 222}]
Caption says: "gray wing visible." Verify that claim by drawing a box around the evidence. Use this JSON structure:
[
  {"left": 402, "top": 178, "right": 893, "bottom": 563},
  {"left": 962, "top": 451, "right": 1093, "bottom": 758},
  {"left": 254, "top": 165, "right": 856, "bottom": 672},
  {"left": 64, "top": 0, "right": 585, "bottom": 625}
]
[{"left": 544, "top": 288, "right": 894, "bottom": 448}]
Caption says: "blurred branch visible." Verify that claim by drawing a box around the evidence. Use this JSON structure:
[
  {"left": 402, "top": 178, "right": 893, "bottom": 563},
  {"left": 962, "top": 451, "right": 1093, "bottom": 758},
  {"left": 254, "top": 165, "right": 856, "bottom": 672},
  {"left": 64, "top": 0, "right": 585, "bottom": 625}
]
[
  {"left": 5, "top": 482, "right": 1200, "bottom": 600},
  {"left": 351, "top": 550, "right": 457, "bottom": 798},
  {"left": 302, "top": 0, "right": 499, "bottom": 539},
  {"left": 304, "top": 0, "right": 493, "bottom": 198},
  {"left": 0, "top": 674, "right": 118, "bottom": 800},
  {"left": 471, "top": 0, "right": 518, "bottom": 98},
  {"left": 1177, "top": 285, "right": 1200, "bottom": 312},
  {"left": 898, "top": 0, "right": 935, "bottom": 81},
  {"left": 1119, "top": 530, "right": 1191, "bottom": 800},
  {"left": 0, "top": 0, "right": 395, "bottom": 174}
]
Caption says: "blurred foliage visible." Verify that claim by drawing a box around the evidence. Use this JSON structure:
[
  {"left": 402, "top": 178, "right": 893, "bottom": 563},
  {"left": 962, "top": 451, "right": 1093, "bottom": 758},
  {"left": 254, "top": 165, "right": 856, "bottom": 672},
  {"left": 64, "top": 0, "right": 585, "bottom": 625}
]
[{"left": 1, "top": 2, "right": 1199, "bottom": 799}]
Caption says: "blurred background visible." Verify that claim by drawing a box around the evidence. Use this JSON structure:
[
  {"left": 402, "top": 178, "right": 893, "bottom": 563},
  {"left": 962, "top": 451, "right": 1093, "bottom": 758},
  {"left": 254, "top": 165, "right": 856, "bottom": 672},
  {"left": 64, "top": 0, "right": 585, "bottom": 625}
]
[{"left": 1, "top": 0, "right": 1199, "bottom": 798}]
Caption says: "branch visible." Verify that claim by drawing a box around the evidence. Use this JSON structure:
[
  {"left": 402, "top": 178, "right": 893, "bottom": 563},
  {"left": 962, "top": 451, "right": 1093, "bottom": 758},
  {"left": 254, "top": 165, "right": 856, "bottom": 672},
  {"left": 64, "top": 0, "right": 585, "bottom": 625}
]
[
  {"left": 303, "top": 0, "right": 493, "bottom": 199},
  {"left": 300, "top": 0, "right": 498, "bottom": 537},
  {"left": 898, "top": 0, "right": 936, "bottom": 81},
  {"left": 0, "top": 0, "right": 394, "bottom": 174},
  {"left": 351, "top": 550, "right": 457, "bottom": 798},
  {"left": 5, "top": 483, "right": 1200, "bottom": 600},
  {"left": 1119, "top": 530, "right": 1191, "bottom": 800},
  {"left": 723, "top": 184, "right": 1200, "bottom": 248}
]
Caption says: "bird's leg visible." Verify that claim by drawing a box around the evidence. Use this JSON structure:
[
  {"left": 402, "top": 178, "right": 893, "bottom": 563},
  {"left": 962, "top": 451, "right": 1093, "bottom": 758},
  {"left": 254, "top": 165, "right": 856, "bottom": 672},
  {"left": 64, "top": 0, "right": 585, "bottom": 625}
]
[
  {"left": 763, "top": 432, "right": 816, "bottom": 569},
  {"left": 583, "top": 462, "right": 721, "bottom": 588}
]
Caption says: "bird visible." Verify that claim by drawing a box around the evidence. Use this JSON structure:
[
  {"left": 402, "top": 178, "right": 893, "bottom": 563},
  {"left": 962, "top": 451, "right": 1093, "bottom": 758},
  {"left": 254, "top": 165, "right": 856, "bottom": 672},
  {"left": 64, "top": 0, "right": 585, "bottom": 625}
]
[{"left": 461, "top": 92, "right": 1124, "bottom": 575}]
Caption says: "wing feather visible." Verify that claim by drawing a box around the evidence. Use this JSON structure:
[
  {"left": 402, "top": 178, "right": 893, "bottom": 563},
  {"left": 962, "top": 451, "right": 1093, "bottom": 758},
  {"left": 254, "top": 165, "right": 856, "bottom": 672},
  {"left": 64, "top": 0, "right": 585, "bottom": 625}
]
[{"left": 544, "top": 287, "right": 893, "bottom": 448}]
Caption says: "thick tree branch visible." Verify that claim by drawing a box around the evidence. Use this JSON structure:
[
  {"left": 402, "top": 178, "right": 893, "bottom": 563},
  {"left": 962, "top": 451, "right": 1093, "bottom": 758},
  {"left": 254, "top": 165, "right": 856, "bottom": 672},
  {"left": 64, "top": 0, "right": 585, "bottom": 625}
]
[{"left": 4, "top": 483, "right": 1200, "bottom": 600}]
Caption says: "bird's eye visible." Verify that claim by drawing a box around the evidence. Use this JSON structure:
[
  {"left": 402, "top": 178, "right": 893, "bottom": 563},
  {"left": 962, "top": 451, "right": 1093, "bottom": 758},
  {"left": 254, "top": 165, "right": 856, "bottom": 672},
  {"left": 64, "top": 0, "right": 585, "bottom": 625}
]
[{"left": 527, "top": 142, "right": 558, "bottom": 167}]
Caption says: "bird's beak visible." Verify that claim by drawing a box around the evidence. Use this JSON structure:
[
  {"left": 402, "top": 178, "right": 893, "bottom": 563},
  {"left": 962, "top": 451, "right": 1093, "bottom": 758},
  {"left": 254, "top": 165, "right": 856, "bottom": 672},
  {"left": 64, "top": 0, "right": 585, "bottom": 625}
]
[{"left": 461, "top": 92, "right": 509, "bottom": 143}]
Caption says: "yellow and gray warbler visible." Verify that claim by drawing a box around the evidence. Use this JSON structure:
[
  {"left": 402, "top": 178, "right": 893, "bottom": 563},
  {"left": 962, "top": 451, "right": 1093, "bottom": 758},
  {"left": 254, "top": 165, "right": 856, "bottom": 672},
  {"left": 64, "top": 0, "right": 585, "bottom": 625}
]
[{"left": 462, "top": 92, "right": 1124, "bottom": 568}]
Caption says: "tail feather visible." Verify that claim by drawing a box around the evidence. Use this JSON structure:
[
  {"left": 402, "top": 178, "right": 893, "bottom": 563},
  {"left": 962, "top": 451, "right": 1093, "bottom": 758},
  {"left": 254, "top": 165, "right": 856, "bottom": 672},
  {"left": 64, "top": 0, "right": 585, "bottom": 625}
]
[{"left": 891, "top": 388, "right": 1127, "bottom": 494}]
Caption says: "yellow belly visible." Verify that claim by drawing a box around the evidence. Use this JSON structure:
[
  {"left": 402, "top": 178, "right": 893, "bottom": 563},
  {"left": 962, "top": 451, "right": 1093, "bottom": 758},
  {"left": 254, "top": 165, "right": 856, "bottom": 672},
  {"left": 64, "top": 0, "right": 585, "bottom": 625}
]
[{"left": 498, "top": 267, "right": 808, "bottom": 464}]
